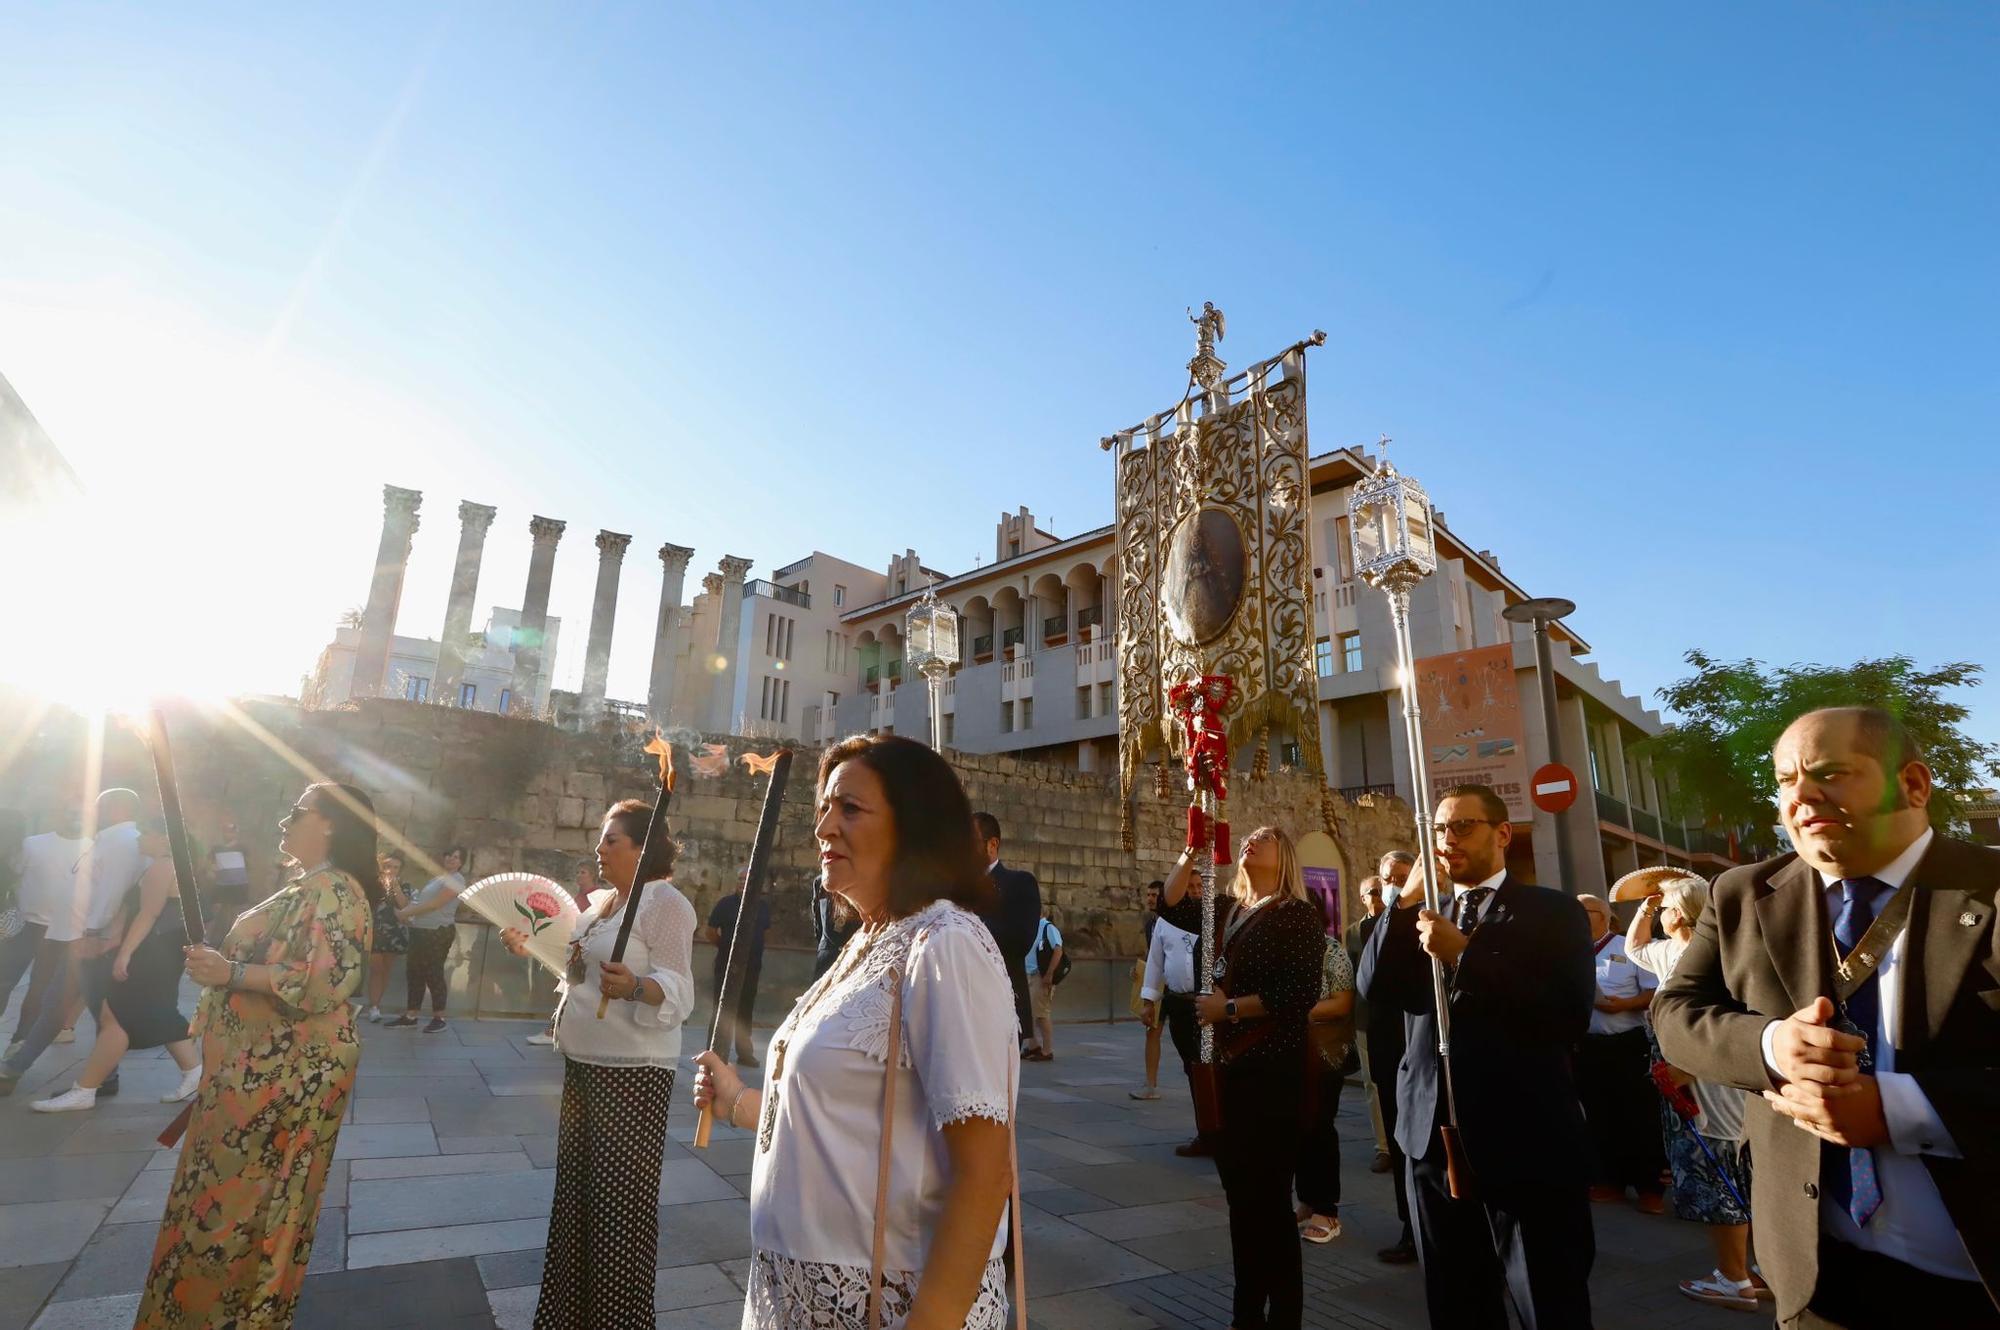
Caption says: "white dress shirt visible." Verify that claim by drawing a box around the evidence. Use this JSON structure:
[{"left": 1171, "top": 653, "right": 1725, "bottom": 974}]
[
  {"left": 1450, "top": 869, "right": 1507, "bottom": 928},
  {"left": 552, "top": 882, "right": 697, "bottom": 1067},
  {"left": 1758, "top": 828, "right": 1976, "bottom": 1281},
  {"left": 16, "top": 833, "right": 88, "bottom": 933},
  {"left": 78, "top": 822, "right": 144, "bottom": 935},
  {"left": 1588, "top": 933, "right": 1655, "bottom": 1036},
  {"left": 1140, "top": 917, "right": 1197, "bottom": 1000}
]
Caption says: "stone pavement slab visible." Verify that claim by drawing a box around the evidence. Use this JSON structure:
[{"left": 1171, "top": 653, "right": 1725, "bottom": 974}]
[{"left": 0, "top": 992, "right": 1752, "bottom": 1330}]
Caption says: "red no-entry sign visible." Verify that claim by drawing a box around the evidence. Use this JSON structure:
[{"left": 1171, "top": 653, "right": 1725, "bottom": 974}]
[{"left": 1531, "top": 764, "right": 1579, "bottom": 814}]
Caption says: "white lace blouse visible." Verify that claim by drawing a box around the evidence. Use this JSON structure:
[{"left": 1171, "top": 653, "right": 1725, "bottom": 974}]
[
  {"left": 744, "top": 899, "right": 1017, "bottom": 1328},
  {"left": 552, "top": 880, "right": 696, "bottom": 1069}
]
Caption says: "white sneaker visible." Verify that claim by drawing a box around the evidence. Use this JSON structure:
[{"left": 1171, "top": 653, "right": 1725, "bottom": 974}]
[
  {"left": 32, "top": 1084, "right": 97, "bottom": 1113},
  {"left": 364, "top": 1007, "right": 382, "bottom": 1023},
  {"left": 1128, "top": 1084, "right": 1161, "bottom": 1100},
  {"left": 525, "top": 1032, "right": 556, "bottom": 1046},
  {"left": 162, "top": 1066, "right": 202, "bottom": 1103},
  {"left": 52, "top": 1027, "right": 75, "bottom": 1045}
]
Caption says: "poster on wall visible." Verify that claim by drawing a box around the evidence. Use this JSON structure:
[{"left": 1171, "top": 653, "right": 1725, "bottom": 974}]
[
  {"left": 1302, "top": 866, "right": 1342, "bottom": 937},
  {"left": 1414, "top": 642, "right": 1531, "bottom": 821}
]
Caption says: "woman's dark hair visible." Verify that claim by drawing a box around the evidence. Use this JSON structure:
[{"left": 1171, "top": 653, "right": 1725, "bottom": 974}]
[
  {"left": 604, "top": 799, "right": 679, "bottom": 884},
  {"left": 303, "top": 783, "right": 383, "bottom": 908},
  {"left": 440, "top": 844, "right": 468, "bottom": 867},
  {"left": 818, "top": 735, "right": 994, "bottom": 919}
]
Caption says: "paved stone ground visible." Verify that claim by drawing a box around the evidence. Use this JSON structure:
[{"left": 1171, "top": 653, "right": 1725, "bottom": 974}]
[{"left": 0, "top": 996, "right": 1751, "bottom": 1329}]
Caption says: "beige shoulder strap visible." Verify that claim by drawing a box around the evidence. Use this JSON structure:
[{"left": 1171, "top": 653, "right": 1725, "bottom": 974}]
[{"left": 868, "top": 966, "right": 1029, "bottom": 1330}]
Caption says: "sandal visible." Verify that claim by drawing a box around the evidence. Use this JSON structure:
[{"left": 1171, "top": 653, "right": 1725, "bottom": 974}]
[
  {"left": 1678, "top": 1270, "right": 1758, "bottom": 1311},
  {"left": 1299, "top": 1214, "right": 1341, "bottom": 1244}
]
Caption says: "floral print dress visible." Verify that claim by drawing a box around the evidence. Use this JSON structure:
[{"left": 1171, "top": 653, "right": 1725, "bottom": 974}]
[{"left": 136, "top": 865, "right": 370, "bottom": 1329}]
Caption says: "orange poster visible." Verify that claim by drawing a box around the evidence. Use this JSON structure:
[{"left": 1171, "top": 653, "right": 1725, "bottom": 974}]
[{"left": 1414, "top": 643, "right": 1530, "bottom": 821}]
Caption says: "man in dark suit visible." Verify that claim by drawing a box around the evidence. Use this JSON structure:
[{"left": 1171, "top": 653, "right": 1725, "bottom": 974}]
[
  {"left": 974, "top": 811, "right": 1041, "bottom": 1053},
  {"left": 1360, "top": 784, "right": 1596, "bottom": 1329},
  {"left": 1654, "top": 707, "right": 1998, "bottom": 1328},
  {"left": 1356, "top": 852, "right": 1421, "bottom": 1264}
]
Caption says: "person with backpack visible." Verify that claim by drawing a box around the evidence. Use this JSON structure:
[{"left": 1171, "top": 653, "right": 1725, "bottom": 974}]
[{"left": 1024, "top": 906, "right": 1066, "bottom": 1061}]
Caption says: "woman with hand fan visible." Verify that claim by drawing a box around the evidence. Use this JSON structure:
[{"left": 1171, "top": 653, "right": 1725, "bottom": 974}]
[{"left": 501, "top": 797, "right": 695, "bottom": 1330}]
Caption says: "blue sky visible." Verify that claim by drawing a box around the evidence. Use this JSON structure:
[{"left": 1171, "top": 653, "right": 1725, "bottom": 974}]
[{"left": 3, "top": 3, "right": 1995, "bottom": 744}]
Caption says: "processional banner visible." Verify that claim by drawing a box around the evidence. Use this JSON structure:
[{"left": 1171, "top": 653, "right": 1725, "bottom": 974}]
[{"left": 1110, "top": 320, "right": 1334, "bottom": 849}]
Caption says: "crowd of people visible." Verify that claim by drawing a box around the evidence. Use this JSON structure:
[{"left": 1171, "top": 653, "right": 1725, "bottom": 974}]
[{"left": 0, "top": 702, "right": 1990, "bottom": 1328}]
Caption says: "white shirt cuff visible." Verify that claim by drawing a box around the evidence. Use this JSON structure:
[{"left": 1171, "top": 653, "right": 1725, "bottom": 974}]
[
  {"left": 1760, "top": 1018, "right": 1785, "bottom": 1084},
  {"left": 1877, "top": 1070, "right": 1963, "bottom": 1159},
  {"left": 1139, "top": 985, "right": 1161, "bottom": 1002}
]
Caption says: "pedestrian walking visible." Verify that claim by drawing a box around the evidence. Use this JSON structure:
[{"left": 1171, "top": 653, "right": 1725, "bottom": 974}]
[
  {"left": 504, "top": 798, "right": 695, "bottom": 1330},
  {"left": 31, "top": 825, "right": 202, "bottom": 1111},
  {"left": 693, "top": 736, "right": 1021, "bottom": 1330},
  {"left": 361, "top": 852, "right": 409, "bottom": 1022},
  {"left": 388, "top": 845, "right": 463, "bottom": 1031},
  {"left": 135, "top": 782, "right": 377, "bottom": 1329},
  {"left": 1575, "top": 892, "right": 1667, "bottom": 1215},
  {"left": 2, "top": 809, "right": 86, "bottom": 1059},
  {"left": 1024, "top": 907, "right": 1065, "bottom": 1060},
  {"left": 1130, "top": 879, "right": 1166, "bottom": 1100}
]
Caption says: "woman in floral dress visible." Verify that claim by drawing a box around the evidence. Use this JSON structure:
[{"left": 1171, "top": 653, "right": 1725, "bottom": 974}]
[
  {"left": 693, "top": 735, "right": 1019, "bottom": 1330},
  {"left": 135, "top": 782, "right": 378, "bottom": 1329}
]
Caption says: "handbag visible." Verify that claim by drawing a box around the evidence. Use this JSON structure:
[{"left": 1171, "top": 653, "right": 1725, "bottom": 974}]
[
  {"left": 870, "top": 968, "right": 1028, "bottom": 1330},
  {"left": 0, "top": 906, "right": 21, "bottom": 943}
]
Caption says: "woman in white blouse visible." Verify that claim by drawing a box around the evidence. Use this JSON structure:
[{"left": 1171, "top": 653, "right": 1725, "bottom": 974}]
[
  {"left": 503, "top": 798, "right": 696, "bottom": 1330},
  {"left": 694, "top": 735, "right": 1021, "bottom": 1330}
]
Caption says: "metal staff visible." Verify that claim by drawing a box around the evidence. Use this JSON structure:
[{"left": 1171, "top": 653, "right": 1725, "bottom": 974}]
[
  {"left": 145, "top": 708, "right": 205, "bottom": 944},
  {"left": 596, "top": 732, "right": 677, "bottom": 1019},
  {"left": 693, "top": 747, "right": 794, "bottom": 1149},
  {"left": 1348, "top": 454, "right": 1471, "bottom": 1197}
]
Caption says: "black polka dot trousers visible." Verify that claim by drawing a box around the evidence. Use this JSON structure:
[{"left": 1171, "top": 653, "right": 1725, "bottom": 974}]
[{"left": 534, "top": 1058, "right": 674, "bottom": 1330}]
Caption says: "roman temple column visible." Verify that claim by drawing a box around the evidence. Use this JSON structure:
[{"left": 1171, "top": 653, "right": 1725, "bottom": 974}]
[
  {"left": 509, "top": 516, "right": 566, "bottom": 716},
  {"left": 647, "top": 543, "right": 695, "bottom": 726},
  {"left": 578, "top": 530, "right": 632, "bottom": 720},
  {"left": 352, "top": 485, "right": 422, "bottom": 698},
  {"left": 433, "top": 501, "right": 497, "bottom": 705}
]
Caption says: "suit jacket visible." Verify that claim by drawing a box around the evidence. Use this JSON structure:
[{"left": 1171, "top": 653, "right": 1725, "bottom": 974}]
[
  {"left": 1652, "top": 837, "right": 2000, "bottom": 1318},
  {"left": 1358, "top": 876, "right": 1596, "bottom": 1188},
  {"left": 981, "top": 863, "right": 1042, "bottom": 1038}
]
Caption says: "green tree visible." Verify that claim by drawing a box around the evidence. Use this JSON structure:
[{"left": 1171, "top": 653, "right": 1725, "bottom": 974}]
[{"left": 1638, "top": 652, "right": 1998, "bottom": 836}]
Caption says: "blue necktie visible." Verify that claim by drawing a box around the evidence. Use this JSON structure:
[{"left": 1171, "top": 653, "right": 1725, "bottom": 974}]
[{"left": 1825, "top": 876, "right": 1885, "bottom": 1228}]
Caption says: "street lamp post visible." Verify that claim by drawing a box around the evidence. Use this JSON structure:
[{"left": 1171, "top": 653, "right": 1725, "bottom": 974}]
[
  {"left": 1347, "top": 454, "right": 1471, "bottom": 1195},
  {"left": 1503, "top": 596, "right": 1579, "bottom": 892},
  {"left": 905, "top": 583, "right": 959, "bottom": 752}
]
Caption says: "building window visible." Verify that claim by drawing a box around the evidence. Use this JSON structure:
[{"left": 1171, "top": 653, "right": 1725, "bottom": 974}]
[
  {"left": 404, "top": 676, "right": 430, "bottom": 702},
  {"left": 942, "top": 713, "right": 955, "bottom": 743},
  {"left": 1341, "top": 632, "right": 1363, "bottom": 673},
  {"left": 1314, "top": 638, "right": 1334, "bottom": 677},
  {"left": 498, "top": 687, "right": 512, "bottom": 713},
  {"left": 1282, "top": 741, "right": 1302, "bottom": 767},
  {"left": 760, "top": 677, "right": 772, "bottom": 720},
  {"left": 781, "top": 679, "right": 791, "bottom": 724},
  {"left": 458, "top": 682, "right": 477, "bottom": 708},
  {"left": 1334, "top": 515, "right": 1354, "bottom": 580},
  {"left": 835, "top": 585, "right": 846, "bottom": 607},
  {"left": 1021, "top": 698, "right": 1034, "bottom": 730},
  {"left": 1077, "top": 685, "right": 1091, "bottom": 720},
  {"left": 1099, "top": 681, "right": 1113, "bottom": 715},
  {"left": 1008, "top": 539, "right": 1019, "bottom": 558},
  {"left": 785, "top": 618, "right": 795, "bottom": 661},
  {"left": 1001, "top": 700, "right": 1014, "bottom": 733}
]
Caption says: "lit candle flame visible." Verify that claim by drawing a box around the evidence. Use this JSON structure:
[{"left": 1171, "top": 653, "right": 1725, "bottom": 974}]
[
  {"left": 643, "top": 730, "right": 677, "bottom": 794},
  {"left": 740, "top": 749, "right": 783, "bottom": 776}
]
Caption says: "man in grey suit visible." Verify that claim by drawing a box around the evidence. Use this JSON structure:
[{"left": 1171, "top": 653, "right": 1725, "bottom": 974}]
[{"left": 1654, "top": 707, "right": 1998, "bottom": 1328}]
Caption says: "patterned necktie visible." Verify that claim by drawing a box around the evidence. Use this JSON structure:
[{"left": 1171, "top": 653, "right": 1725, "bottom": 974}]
[
  {"left": 1454, "top": 887, "right": 1492, "bottom": 932},
  {"left": 1825, "top": 876, "right": 1886, "bottom": 1228}
]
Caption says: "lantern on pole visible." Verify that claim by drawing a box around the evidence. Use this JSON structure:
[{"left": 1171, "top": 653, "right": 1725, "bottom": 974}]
[
  {"left": 1347, "top": 443, "right": 1473, "bottom": 1195},
  {"left": 905, "top": 581, "right": 959, "bottom": 751}
]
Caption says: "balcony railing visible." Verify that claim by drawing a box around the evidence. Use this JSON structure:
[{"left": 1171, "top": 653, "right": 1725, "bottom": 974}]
[
  {"left": 1043, "top": 614, "right": 1067, "bottom": 641},
  {"left": 864, "top": 665, "right": 880, "bottom": 686},
  {"left": 887, "top": 661, "right": 903, "bottom": 682},
  {"left": 1633, "top": 808, "right": 1661, "bottom": 841},
  {"left": 1596, "top": 794, "right": 1630, "bottom": 829},
  {"left": 1664, "top": 823, "right": 1688, "bottom": 850},
  {"left": 1001, "top": 626, "right": 1024, "bottom": 649},
  {"left": 1076, "top": 605, "right": 1104, "bottom": 631},
  {"left": 971, "top": 634, "right": 994, "bottom": 659},
  {"left": 1337, "top": 783, "right": 1398, "bottom": 803},
  {"left": 745, "top": 579, "right": 810, "bottom": 609}
]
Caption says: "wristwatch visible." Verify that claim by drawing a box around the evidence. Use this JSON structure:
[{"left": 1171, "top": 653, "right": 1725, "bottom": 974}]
[{"left": 1224, "top": 998, "right": 1238, "bottom": 1021}]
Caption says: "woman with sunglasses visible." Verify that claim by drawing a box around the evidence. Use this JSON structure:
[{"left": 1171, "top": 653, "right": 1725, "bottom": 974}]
[
  {"left": 135, "top": 783, "right": 379, "bottom": 1329},
  {"left": 1158, "top": 824, "right": 1327, "bottom": 1330}
]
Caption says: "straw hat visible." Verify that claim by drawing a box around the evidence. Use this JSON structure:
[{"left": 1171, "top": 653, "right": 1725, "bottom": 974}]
[{"left": 1608, "top": 865, "right": 1709, "bottom": 903}]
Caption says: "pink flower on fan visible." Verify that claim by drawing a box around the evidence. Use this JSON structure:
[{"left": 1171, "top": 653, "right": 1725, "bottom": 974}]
[{"left": 525, "top": 891, "right": 561, "bottom": 920}]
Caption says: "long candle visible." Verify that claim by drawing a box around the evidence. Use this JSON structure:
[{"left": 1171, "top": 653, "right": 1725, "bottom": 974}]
[
  {"left": 145, "top": 708, "right": 205, "bottom": 945},
  {"left": 596, "top": 732, "right": 677, "bottom": 1019},
  {"left": 693, "top": 747, "right": 794, "bottom": 1149}
]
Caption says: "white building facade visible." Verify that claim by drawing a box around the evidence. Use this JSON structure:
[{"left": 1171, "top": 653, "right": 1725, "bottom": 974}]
[{"left": 307, "top": 607, "right": 562, "bottom": 718}]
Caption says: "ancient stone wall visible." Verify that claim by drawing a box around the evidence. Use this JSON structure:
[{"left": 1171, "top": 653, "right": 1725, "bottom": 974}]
[{"left": 0, "top": 697, "right": 1415, "bottom": 956}]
